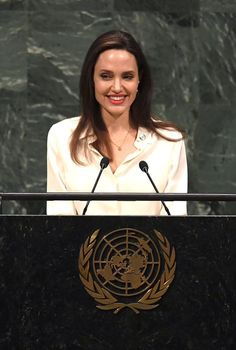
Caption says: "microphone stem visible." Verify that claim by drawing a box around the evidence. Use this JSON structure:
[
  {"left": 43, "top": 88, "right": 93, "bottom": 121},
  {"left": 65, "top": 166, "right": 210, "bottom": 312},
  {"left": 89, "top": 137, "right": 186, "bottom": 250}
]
[
  {"left": 146, "top": 172, "right": 171, "bottom": 216},
  {"left": 82, "top": 168, "right": 103, "bottom": 216},
  {"left": 91, "top": 168, "right": 103, "bottom": 193}
]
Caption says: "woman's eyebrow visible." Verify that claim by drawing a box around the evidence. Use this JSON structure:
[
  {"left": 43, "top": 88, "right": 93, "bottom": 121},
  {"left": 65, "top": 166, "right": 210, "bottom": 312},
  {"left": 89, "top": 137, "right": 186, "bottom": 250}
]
[{"left": 99, "top": 69, "right": 136, "bottom": 73}]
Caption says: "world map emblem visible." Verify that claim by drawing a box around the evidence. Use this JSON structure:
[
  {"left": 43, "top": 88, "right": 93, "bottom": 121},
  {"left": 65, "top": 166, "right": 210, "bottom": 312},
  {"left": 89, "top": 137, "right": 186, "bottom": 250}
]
[{"left": 78, "top": 228, "right": 176, "bottom": 314}]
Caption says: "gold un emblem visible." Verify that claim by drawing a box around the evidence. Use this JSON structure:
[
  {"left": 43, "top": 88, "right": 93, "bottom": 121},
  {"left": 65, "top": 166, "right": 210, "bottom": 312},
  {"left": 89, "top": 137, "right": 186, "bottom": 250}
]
[{"left": 78, "top": 228, "right": 176, "bottom": 314}]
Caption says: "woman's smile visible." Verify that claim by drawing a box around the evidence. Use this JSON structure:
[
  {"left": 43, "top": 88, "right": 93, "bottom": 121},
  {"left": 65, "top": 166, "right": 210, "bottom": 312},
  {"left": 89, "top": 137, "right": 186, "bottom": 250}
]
[{"left": 107, "top": 94, "right": 127, "bottom": 104}]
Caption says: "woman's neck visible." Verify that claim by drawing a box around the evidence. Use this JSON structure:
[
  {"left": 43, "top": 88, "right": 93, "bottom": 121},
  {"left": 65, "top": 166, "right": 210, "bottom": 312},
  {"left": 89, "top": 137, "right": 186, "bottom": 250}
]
[{"left": 102, "top": 111, "right": 131, "bottom": 132}]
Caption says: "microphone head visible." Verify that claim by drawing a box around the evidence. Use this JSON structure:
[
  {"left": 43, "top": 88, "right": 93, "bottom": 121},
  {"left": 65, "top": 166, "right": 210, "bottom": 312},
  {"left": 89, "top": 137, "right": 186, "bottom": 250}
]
[
  {"left": 100, "top": 157, "right": 109, "bottom": 169},
  {"left": 139, "top": 160, "right": 148, "bottom": 173}
]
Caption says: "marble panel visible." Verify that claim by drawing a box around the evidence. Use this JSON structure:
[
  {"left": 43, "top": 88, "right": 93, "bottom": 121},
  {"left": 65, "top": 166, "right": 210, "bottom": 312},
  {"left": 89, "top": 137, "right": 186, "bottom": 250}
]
[
  {"left": 0, "top": 93, "right": 26, "bottom": 187},
  {"left": 190, "top": 104, "right": 236, "bottom": 215},
  {"left": 200, "top": 0, "right": 236, "bottom": 12},
  {"left": 0, "top": 11, "right": 27, "bottom": 213},
  {"left": 0, "top": 0, "right": 26, "bottom": 10},
  {"left": 114, "top": 0, "right": 199, "bottom": 12},
  {"left": 0, "top": 11, "right": 27, "bottom": 92},
  {"left": 199, "top": 13, "right": 236, "bottom": 104},
  {"left": 28, "top": 0, "right": 113, "bottom": 11},
  {"left": 188, "top": 12, "right": 236, "bottom": 215}
]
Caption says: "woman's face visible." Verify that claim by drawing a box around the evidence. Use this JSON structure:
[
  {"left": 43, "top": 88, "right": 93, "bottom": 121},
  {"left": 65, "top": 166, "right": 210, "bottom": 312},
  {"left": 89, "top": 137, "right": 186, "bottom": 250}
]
[{"left": 93, "top": 49, "right": 139, "bottom": 120}]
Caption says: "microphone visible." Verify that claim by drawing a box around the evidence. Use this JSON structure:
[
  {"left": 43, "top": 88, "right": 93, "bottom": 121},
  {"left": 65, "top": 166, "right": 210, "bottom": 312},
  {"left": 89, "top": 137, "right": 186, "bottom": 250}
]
[
  {"left": 139, "top": 160, "right": 171, "bottom": 216},
  {"left": 82, "top": 157, "right": 109, "bottom": 215}
]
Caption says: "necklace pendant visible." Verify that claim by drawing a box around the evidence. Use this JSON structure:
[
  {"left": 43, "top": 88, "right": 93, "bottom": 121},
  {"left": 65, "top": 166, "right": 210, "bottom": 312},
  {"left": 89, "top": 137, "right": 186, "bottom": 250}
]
[{"left": 118, "top": 146, "right": 122, "bottom": 151}]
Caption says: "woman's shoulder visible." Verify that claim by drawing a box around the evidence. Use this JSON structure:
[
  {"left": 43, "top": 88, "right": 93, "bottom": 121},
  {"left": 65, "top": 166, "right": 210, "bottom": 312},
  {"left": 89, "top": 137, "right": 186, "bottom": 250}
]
[
  {"left": 157, "top": 127, "right": 184, "bottom": 141},
  {"left": 151, "top": 118, "right": 184, "bottom": 141},
  {"left": 47, "top": 116, "right": 82, "bottom": 142},
  {"left": 49, "top": 116, "right": 80, "bottom": 134}
]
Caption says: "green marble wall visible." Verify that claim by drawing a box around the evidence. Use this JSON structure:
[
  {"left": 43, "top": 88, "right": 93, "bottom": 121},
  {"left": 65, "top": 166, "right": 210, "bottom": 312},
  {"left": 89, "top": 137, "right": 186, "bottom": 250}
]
[{"left": 0, "top": 0, "right": 235, "bottom": 214}]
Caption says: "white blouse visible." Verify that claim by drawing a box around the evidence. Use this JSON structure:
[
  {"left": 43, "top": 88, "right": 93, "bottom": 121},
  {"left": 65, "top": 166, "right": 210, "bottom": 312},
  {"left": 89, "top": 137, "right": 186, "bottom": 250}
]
[{"left": 47, "top": 117, "right": 188, "bottom": 215}]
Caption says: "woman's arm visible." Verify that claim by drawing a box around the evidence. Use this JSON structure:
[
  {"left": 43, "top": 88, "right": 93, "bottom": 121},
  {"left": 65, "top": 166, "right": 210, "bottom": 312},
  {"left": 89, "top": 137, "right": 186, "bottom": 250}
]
[
  {"left": 47, "top": 125, "right": 77, "bottom": 215},
  {"left": 160, "top": 139, "right": 188, "bottom": 215}
]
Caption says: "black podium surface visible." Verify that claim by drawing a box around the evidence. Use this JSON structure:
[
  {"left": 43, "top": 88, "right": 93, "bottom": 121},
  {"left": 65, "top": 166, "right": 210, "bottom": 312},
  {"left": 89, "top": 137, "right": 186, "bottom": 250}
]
[{"left": 0, "top": 215, "right": 235, "bottom": 350}]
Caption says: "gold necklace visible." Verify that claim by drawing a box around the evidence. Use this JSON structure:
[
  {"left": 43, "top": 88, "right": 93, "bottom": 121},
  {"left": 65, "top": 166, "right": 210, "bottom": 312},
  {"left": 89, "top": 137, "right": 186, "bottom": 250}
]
[{"left": 110, "top": 128, "right": 130, "bottom": 151}]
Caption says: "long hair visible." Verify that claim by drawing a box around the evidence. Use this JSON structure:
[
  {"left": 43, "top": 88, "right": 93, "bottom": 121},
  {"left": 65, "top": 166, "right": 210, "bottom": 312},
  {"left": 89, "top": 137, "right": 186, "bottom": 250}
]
[{"left": 70, "top": 30, "right": 184, "bottom": 163}]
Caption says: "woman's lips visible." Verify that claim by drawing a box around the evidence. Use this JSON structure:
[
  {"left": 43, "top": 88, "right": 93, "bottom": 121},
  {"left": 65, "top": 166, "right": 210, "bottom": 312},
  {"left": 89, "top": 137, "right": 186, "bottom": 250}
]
[{"left": 107, "top": 95, "right": 126, "bottom": 105}]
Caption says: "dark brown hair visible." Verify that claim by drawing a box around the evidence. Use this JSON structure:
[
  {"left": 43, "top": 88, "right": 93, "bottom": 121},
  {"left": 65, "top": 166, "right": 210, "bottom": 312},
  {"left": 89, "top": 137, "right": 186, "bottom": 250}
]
[{"left": 70, "top": 30, "right": 184, "bottom": 163}]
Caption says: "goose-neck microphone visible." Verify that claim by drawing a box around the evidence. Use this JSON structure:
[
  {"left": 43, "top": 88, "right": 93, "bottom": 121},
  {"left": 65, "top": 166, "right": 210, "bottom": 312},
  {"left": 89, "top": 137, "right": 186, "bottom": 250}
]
[
  {"left": 82, "top": 157, "right": 109, "bottom": 215},
  {"left": 139, "top": 160, "right": 171, "bottom": 216}
]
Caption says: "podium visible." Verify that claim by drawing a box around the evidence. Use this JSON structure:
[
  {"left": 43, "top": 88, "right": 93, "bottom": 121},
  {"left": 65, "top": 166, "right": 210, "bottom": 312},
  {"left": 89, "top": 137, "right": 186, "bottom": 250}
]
[{"left": 0, "top": 214, "right": 235, "bottom": 349}]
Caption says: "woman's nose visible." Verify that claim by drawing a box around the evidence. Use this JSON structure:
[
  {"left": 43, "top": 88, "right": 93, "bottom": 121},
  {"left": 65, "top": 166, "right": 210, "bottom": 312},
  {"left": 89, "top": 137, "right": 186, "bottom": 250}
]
[{"left": 112, "top": 78, "right": 122, "bottom": 92}]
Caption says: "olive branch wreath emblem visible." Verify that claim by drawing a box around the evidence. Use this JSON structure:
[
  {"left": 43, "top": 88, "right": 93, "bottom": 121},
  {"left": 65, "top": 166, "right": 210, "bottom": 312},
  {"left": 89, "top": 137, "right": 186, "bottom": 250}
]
[{"left": 78, "top": 229, "right": 176, "bottom": 314}]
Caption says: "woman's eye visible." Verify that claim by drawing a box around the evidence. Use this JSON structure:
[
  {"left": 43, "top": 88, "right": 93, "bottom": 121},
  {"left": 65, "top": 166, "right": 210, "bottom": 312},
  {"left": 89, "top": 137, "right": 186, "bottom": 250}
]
[
  {"left": 123, "top": 75, "right": 134, "bottom": 80},
  {"left": 99, "top": 73, "right": 134, "bottom": 80},
  {"left": 100, "top": 73, "right": 112, "bottom": 80}
]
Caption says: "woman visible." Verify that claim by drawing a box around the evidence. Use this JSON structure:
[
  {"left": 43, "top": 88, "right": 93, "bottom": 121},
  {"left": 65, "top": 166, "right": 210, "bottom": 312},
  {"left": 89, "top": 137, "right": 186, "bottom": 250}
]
[{"left": 47, "top": 30, "right": 188, "bottom": 215}]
